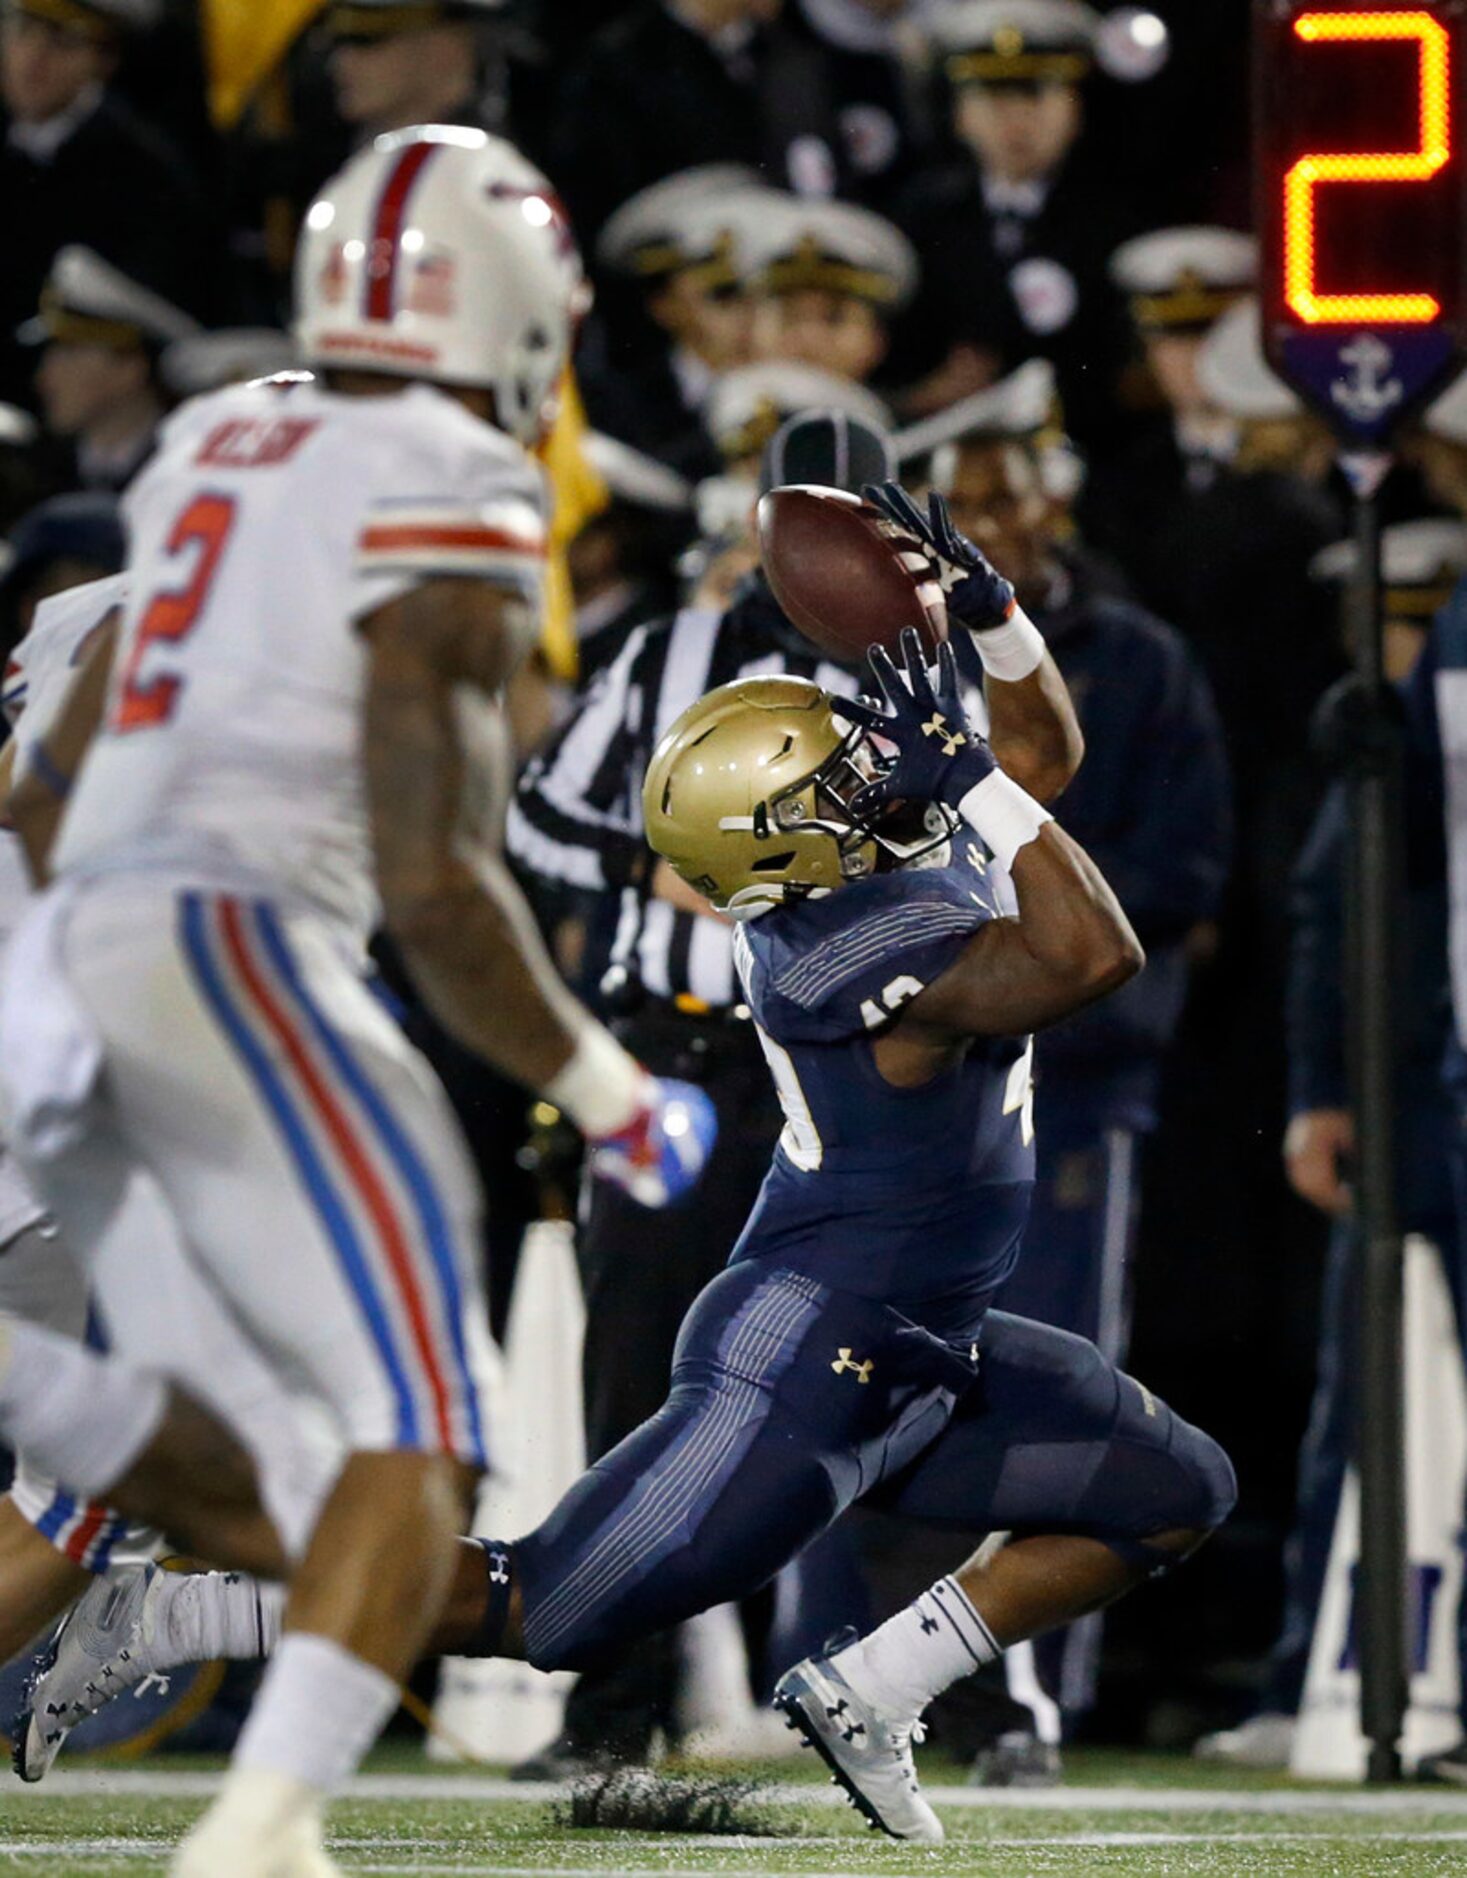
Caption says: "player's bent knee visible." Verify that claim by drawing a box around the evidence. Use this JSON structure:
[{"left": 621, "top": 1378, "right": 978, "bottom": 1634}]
[{"left": 1172, "top": 1420, "right": 1237, "bottom": 1535}]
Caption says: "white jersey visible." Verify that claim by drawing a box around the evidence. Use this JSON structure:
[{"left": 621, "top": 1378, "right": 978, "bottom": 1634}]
[
  {"left": 0, "top": 573, "right": 127, "bottom": 1243},
  {"left": 55, "top": 377, "right": 548, "bottom": 941}
]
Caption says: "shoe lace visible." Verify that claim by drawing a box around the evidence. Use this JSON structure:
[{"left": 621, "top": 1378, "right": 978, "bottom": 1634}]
[
  {"left": 889, "top": 1714, "right": 928, "bottom": 1761},
  {"left": 131, "top": 1671, "right": 172, "bottom": 1701}
]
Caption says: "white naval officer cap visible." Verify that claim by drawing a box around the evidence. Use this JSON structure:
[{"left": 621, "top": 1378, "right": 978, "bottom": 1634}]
[
  {"left": 580, "top": 432, "right": 694, "bottom": 514},
  {"left": 10, "top": 0, "right": 161, "bottom": 37},
  {"left": 1110, "top": 226, "right": 1258, "bottom": 332},
  {"left": 161, "top": 328, "right": 301, "bottom": 398},
  {"left": 1424, "top": 371, "right": 1467, "bottom": 446},
  {"left": 18, "top": 246, "right": 201, "bottom": 351},
  {"left": 894, "top": 358, "right": 1082, "bottom": 500},
  {"left": 705, "top": 361, "right": 893, "bottom": 464},
  {"left": 0, "top": 405, "right": 40, "bottom": 449},
  {"left": 1312, "top": 518, "right": 1467, "bottom": 618},
  {"left": 597, "top": 166, "right": 764, "bottom": 283},
  {"left": 929, "top": 0, "right": 1100, "bottom": 84},
  {"left": 741, "top": 196, "right": 918, "bottom": 310},
  {"left": 894, "top": 357, "right": 1060, "bottom": 460},
  {"left": 1196, "top": 297, "right": 1300, "bottom": 419}
]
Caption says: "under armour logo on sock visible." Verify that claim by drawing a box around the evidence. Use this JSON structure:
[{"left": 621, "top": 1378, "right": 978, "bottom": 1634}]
[
  {"left": 832, "top": 1348, "right": 874, "bottom": 1383},
  {"left": 921, "top": 713, "right": 967, "bottom": 757},
  {"left": 487, "top": 1549, "right": 510, "bottom": 1584},
  {"left": 920, "top": 1614, "right": 939, "bottom": 1634}
]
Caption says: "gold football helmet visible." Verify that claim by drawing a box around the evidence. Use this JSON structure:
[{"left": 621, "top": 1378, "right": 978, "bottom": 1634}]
[{"left": 643, "top": 675, "right": 951, "bottom": 919}]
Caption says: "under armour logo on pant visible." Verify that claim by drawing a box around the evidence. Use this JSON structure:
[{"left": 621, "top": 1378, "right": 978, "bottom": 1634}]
[
  {"left": 487, "top": 1550, "right": 510, "bottom": 1584},
  {"left": 832, "top": 1348, "right": 874, "bottom": 1383}
]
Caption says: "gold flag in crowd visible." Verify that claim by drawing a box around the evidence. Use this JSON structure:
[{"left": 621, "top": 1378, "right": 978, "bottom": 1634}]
[
  {"left": 538, "top": 372, "right": 610, "bottom": 683},
  {"left": 200, "top": 0, "right": 328, "bottom": 129}
]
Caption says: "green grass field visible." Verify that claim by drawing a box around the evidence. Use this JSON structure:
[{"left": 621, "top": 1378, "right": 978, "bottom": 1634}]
[{"left": 5, "top": 1749, "right": 1467, "bottom": 1876}]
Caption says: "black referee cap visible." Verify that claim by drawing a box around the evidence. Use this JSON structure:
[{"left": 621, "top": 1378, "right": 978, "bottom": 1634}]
[{"left": 758, "top": 408, "right": 894, "bottom": 498}]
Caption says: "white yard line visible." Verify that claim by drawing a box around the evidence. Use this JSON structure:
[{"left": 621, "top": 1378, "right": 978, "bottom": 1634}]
[
  {"left": 10, "top": 1833, "right": 1467, "bottom": 1872},
  {"left": 11, "top": 1770, "right": 1467, "bottom": 1816}
]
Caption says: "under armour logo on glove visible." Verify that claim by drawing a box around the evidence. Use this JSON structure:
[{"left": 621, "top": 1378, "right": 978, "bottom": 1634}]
[
  {"left": 832, "top": 1348, "right": 875, "bottom": 1384},
  {"left": 921, "top": 712, "right": 967, "bottom": 757},
  {"left": 589, "top": 1077, "right": 718, "bottom": 1208},
  {"left": 486, "top": 1550, "right": 510, "bottom": 1585}
]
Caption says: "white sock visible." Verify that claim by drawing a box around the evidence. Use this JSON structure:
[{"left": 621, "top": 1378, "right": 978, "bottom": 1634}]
[
  {"left": 145, "top": 1570, "right": 285, "bottom": 1671},
  {"left": 0, "top": 1317, "right": 165, "bottom": 1496},
  {"left": 834, "top": 1576, "right": 1001, "bottom": 1718},
  {"left": 234, "top": 1632, "right": 399, "bottom": 1796}
]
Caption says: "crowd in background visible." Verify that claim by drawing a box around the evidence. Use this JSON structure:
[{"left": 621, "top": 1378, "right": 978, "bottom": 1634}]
[{"left": 5, "top": 0, "right": 1467, "bottom": 1766}]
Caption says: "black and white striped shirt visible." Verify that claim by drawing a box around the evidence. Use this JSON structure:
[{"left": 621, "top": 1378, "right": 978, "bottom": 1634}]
[{"left": 508, "top": 585, "right": 860, "bottom": 1012}]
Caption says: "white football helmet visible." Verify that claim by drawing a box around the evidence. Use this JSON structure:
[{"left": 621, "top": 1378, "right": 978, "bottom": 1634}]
[{"left": 294, "top": 124, "right": 588, "bottom": 443}]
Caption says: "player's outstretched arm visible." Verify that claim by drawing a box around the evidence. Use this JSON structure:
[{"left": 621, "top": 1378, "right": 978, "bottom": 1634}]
[
  {"left": 361, "top": 578, "right": 716, "bottom": 1205},
  {"left": 863, "top": 481, "right": 1083, "bottom": 802},
  {"left": 909, "top": 821, "right": 1143, "bottom": 1038},
  {"left": 835, "top": 630, "right": 1140, "bottom": 1046},
  {"left": 8, "top": 614, "right": 119, "bottom": 886}
]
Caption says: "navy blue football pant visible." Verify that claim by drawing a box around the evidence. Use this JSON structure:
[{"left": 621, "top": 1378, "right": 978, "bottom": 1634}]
[
  {"left": 996, "top": 1106, "right": 1142, "bottom": 1720},
  {"left": 515, "top": 1261, "right": 1235, "bottom": 1675}
]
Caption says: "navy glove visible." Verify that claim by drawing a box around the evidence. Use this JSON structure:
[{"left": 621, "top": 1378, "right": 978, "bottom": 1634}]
[
  {"left": 863, "top": 481, "right": 1016, "bottom": 633},
  {"left": 832, "top": 627, "right": 998, "bottom": 816}
]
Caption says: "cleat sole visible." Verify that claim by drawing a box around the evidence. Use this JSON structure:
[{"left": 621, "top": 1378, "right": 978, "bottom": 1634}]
[{"left": 774, "top": 1689, "right": 898, "bottom": 1841}]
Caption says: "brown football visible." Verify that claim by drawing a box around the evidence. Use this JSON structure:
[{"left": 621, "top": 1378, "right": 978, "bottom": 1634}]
[{"left": 756, "top": 484, "right": 949, "bottom": 663}]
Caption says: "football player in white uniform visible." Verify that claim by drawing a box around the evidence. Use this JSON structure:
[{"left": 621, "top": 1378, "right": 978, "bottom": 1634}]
[
  {"left": 0, "top": 126, "right": 714, "bottom": 1876},
  {"left": 0, "top": 574, "right": 330, "bottom": 1734}
]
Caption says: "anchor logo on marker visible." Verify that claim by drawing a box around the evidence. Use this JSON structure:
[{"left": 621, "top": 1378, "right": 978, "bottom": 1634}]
[{"left": 1331, "top": 334, "right": 1403, "bottom": 425}]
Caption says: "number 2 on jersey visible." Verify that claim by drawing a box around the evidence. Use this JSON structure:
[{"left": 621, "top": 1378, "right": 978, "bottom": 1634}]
[{"left": 114, "top": 493, "right": 237, "bottom": 732}]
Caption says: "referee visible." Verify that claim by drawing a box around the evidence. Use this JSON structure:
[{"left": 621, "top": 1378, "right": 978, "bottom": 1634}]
[{"left": 505, "top": 408, "right": 891, "bottom": 1774}]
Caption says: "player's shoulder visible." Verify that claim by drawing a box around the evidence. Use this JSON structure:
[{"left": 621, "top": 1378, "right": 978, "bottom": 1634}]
[
  {"left": 5, "top": 571, "right": 130, "bottom": 736},
  {"left": 357, "top": 385, "right": 548, "bottom": 517},
  {"left": 743, "top": 853, "right": 999, "bottom": 1024},
  {"left": 14, "top": 572, "right": 129, "bottom": 674}
]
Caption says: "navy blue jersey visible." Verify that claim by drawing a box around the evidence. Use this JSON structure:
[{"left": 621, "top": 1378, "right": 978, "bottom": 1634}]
[{"left": 729, "top": 847, "right": 1034, "bottom": 1340}]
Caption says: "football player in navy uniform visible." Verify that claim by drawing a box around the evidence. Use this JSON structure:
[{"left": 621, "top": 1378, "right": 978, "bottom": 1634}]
[{"left": 16, "top": 499, "right": 1235, "bottom": 1843}]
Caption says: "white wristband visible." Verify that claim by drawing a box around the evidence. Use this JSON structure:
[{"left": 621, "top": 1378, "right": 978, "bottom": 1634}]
[
  {"left": 970, "top": 604, "right": 1046, "bottom": 683},
  {"left": 544, "top": 1024, "right": 652, "bottom": 1139},
  {"left": 956, "top": 769, "right": 1053, "bottom": 872}
]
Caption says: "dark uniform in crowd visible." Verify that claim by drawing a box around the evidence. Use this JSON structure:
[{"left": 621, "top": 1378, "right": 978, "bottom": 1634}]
[
  {"left": 506, "top": 410, "right": 894, "bottom": 1771},
  {"left": 774, "top": 0, "right": 935, "bottom": 203},
  {"left": 548, "top": 0, "right": 925, "bottom": 252},
  {"left": 1081, "top": 223, "right": 1258, "bottom": 560},
  {"left": 903, "top": 362, "right": 1231, "bottom": 1752},
  {"left": 585, "top": 170, "right": 774, "bottom": 478},
  {"left": 892, "top": 0, "right": 1138, "bottom": 442},
  {"left": 0, "top": 487, "right": 122, "bottom": 656},
  {"left": 1, "top": 0, "right": 216, "bottom": 406},
  {"left": 19, "top": 245, "right": 197, "bottom": 497},
  {"left": 1194, "top": 522, "right": 1464, "bottom": 1769}
]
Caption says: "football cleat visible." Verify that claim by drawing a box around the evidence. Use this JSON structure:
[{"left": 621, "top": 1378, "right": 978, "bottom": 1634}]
[
  {"left": 13, "top": 1563, "right": 156, "bottom": 1782},
  {"left": 773, "top": 1639, "right": 943, "bottom": 1843},
  {"left": 968, "top": 1729, "right": 1062, "bottom": 1788},
  {"left": 588, "top": 1077, "right": 717, "bottom": 1208},
  {"left": 1192, "top": 1712, "right": 1295, "bottom": 1770},
  {"left": 169, "top": 1809, "right": 343, "bottom": 1877}
]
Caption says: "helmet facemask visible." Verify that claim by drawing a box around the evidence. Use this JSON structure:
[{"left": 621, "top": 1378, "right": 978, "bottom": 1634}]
[{"left": 734, "top": 718, "right": 956, "bottom": 912}]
